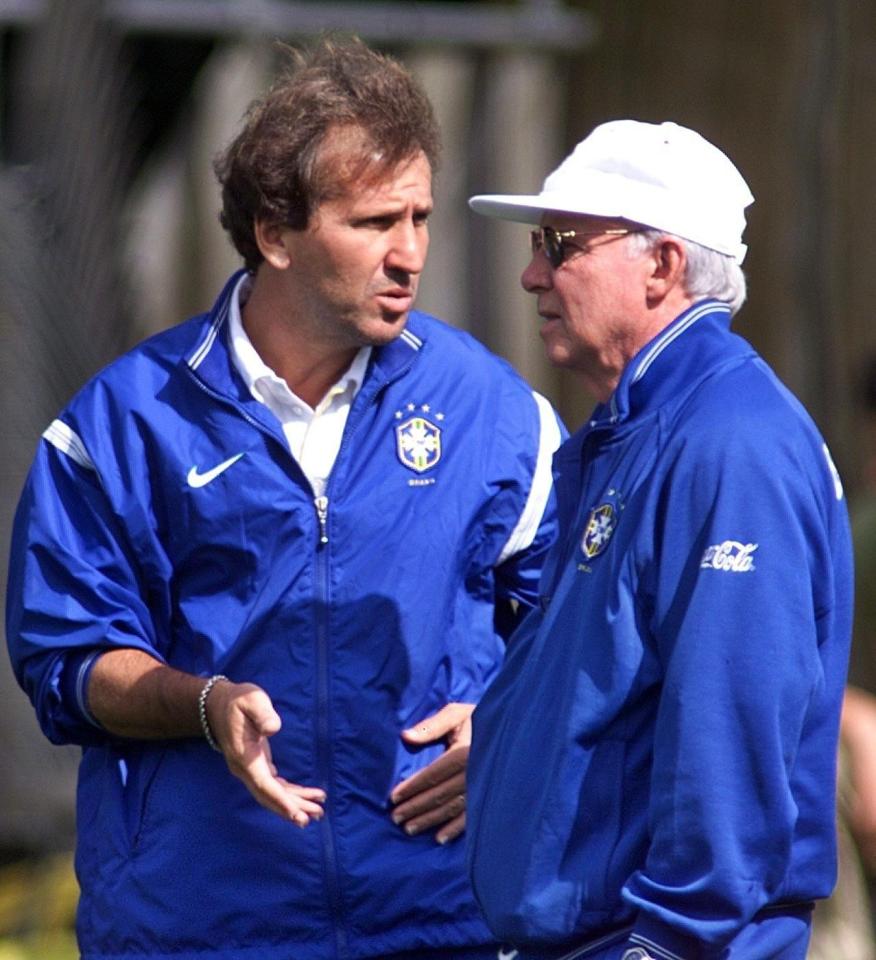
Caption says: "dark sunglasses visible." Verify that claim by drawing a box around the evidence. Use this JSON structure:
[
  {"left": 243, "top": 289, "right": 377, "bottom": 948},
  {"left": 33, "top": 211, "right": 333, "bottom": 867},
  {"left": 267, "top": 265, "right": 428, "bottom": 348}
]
[{"left": 530, "top": 226, "right": 636, "bottom": 269}]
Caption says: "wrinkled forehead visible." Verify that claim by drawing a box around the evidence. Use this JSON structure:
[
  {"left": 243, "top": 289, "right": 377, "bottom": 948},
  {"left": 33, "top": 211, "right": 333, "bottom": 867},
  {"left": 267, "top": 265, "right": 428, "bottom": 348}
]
[{"left": 315, "top": 124, "right": 431, "bottom": 199}]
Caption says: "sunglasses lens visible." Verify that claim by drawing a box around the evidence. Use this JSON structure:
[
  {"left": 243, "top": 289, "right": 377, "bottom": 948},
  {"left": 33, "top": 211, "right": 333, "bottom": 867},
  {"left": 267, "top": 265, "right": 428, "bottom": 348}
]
[
  {"left": 543, "top": 229, "right": 563, "bottom": 268},
  {"left": 530, "top": 228, "right": 565, "bottom": 268},
  {"left": 532, "top": 227, "right": 630, "bottom": 267}
]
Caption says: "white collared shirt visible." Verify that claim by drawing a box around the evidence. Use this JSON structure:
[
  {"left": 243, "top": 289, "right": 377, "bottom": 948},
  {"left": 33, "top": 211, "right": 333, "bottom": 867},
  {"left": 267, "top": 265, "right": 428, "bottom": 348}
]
[{"left": 227, "top": 274, "right": 371, "bottom": 496}]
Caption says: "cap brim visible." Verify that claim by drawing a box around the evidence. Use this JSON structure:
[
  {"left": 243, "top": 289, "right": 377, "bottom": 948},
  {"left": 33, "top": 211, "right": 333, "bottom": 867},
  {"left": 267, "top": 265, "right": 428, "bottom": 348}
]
[
  {"left": 468, "top": 192, "right": 629, "bottom": 225},
  {"left": 468, "top": 194, "right": 558, "bottom": 224}
]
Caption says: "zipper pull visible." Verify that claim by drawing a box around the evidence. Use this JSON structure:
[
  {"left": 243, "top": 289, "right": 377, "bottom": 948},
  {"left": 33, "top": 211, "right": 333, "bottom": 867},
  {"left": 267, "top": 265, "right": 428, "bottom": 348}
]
[{"left": 314, "top": 495, "right": 329, "bottom": 545}]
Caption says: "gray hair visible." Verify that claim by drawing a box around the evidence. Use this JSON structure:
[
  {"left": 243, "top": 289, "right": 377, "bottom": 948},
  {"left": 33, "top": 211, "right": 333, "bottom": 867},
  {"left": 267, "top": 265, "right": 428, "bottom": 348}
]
[{"left": 627, "top": 229, "right": 747, "bottom": 315}]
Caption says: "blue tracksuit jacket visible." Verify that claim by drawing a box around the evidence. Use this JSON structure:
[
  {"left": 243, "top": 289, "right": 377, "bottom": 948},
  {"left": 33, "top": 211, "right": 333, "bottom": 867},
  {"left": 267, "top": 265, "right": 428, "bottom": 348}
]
[
  {"left": 6, "top": 272, "right": 563, "bottom": 960},
  {"left": 466, "top": 299, "right": 853, "bottom": 959}
]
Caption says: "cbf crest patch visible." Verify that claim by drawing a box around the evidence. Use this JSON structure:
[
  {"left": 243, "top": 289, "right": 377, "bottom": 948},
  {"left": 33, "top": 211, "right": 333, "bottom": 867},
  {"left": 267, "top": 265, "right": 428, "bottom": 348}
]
[
  {"left": 581, "top": 504, "right": 616, "bottom": 558},
  {"left": 396, "top": 410, "right": 442, "bottom": 474},
  {"left": 579, "top": 488, "right": 625, "bottom": 563}
]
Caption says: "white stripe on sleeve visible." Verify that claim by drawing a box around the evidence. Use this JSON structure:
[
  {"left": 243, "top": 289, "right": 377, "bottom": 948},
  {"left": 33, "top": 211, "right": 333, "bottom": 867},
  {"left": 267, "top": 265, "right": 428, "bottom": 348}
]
[
  {"left": 497, "top": 391, "right": 562, "bottom": 565},
  {"left": 42, "top": 419, "right": 96, "bottom": 471}
]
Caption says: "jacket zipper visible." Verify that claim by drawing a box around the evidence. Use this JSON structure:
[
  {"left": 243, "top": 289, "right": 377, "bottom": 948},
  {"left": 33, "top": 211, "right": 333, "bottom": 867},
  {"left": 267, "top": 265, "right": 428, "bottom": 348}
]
[
  {"left": 312, "top": 385, "right": 387, "bottom": 960},
  {"left": 313, "top": 511, "right": 348, "bottom": 959},
  {"left": 314, "top": 495, "right": 329, "bottom": 544}
]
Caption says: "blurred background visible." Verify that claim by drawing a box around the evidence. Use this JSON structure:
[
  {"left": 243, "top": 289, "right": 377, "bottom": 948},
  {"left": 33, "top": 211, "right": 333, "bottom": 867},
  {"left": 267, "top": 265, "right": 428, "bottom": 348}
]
[{"left": 1, "top": 0, "right": 875, "bottom": 956}]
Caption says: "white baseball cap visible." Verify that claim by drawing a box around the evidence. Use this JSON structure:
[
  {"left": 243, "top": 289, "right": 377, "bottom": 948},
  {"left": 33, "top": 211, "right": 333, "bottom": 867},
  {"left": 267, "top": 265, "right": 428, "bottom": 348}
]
[{"left": 469, "top": 119, "right": 754, "bottom": 263}]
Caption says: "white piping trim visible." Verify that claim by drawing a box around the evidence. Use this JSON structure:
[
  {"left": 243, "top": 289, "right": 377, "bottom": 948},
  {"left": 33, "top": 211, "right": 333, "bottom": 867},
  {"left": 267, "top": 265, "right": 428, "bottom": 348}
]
[
  {"left": 628, "top": 934, "right": 686, "bottom": 960},
  {"left": 563, "top": 926, "right": 634, "bottom": 959},
  {"left": 400, "top": 329, "right": 422, "bottom": 350},
  {"left": 497, "top": 391, "right": 562, "bottom": 565},
  {"left": 42, "top": 419, "right": 95, "bottom": 471},
  {"left": 188, "top": 312, "right": 224, "bottom": 370},
  {"left": 188, "top": 281, "right": 238, "bottom": 370},
  {"left": 631, "top": 300, "right": 730, "bottom": 385},
  {"left": 823, "top": 442, "right": 844, "bottom": 501}
]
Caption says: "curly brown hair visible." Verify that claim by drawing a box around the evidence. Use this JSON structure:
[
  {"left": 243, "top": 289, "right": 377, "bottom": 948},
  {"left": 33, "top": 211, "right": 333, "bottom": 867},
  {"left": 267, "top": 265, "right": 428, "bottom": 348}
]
[{"left": 214, "top": 36, "right": 442, "bottom": 272}]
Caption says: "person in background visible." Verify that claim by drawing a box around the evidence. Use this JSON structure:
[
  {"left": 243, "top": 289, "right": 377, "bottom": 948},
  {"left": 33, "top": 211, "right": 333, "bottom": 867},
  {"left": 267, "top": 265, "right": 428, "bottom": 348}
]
[
  {"left": 5, "top": 37, "right": 563, "bottom": 960},
  {"left": 809, "top": 358, "right": 876, "bottom": 960},
  {"left": 807, "top": 687, "right": 876, "bottom": 960},
  {"left": 464, "top": 119, "right": 853, "bottom": 960}
]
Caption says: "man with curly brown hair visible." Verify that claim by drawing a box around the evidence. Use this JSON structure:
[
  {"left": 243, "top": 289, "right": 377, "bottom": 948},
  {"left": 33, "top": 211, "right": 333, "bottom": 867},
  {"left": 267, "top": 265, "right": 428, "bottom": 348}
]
[{"left": 7, "top": 37, "right": 563, "bottom": 960}]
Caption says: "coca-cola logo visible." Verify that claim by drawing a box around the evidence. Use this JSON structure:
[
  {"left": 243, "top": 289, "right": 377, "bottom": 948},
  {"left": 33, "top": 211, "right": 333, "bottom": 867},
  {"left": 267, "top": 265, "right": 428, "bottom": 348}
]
[{"left": 700, "top": 540, "right": 758, "bottom": 572}]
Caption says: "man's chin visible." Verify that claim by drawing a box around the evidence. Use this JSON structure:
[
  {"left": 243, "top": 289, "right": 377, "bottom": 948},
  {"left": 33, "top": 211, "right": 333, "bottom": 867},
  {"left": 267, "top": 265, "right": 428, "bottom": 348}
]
[
  {"left": 539, "top": 337, "right": 573, "bottom": 370},
  {"left": 383, "top": 305, "right": 412, "bottom": 324},
  {"left": 365, "top": 310, "right": 410, "bottom": 344}
]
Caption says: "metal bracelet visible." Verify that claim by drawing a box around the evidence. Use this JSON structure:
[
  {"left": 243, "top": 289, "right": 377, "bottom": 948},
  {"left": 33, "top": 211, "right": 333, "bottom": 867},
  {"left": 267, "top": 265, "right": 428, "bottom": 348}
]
[{"left": 198, "top": 674, "right": 228, "bottom": 752}]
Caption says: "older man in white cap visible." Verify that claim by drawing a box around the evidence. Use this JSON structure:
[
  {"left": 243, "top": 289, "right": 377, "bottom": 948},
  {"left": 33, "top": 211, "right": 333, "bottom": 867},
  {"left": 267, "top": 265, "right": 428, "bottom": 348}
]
[{"left": 464, "top": 120, "right": 853, "bottom": 960}]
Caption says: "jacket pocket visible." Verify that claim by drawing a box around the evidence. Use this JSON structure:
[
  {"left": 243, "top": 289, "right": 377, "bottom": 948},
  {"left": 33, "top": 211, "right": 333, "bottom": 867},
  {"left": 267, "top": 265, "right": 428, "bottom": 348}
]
[
  {"left": 537, "top": 738, "right": 627, "bottom": 915},
  {"left": 125, "top": 744, "right": 169, "bottom": 852}
]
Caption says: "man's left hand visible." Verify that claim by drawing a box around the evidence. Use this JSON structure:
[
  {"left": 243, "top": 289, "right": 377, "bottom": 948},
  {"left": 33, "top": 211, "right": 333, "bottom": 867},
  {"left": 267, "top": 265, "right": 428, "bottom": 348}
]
[{"left": 389, "top": 702, "right": 473, "bottom": 844}]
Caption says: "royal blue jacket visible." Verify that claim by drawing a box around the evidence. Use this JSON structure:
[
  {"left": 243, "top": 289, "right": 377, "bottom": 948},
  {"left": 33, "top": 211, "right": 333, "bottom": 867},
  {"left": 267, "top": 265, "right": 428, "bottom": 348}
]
[
  {"left": 6, "top": 273, "right": 563, "bottom": 960},
  {"left": 466, "top": 300, "right": 853, "bottom": 959}
]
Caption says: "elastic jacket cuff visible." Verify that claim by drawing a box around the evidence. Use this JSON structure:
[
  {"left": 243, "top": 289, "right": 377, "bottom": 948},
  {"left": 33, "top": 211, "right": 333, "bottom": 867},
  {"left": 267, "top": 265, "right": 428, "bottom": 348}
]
[{"left": 61, "top": 648, "right": 105, "bottom": 730}]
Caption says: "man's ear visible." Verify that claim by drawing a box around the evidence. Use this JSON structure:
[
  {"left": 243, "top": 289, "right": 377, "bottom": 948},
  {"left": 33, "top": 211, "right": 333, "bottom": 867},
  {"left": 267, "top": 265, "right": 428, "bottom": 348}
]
[
  {"left": 645, "top": 237, "right": 687, "bottom": 305},
  {"left": 254, "top": 219, "right": 292, "bottom": 269}
]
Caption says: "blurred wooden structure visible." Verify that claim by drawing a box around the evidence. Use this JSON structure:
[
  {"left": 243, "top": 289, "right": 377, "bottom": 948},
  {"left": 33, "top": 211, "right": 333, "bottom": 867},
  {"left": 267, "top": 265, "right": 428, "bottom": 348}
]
[{"left": 563, "top": 0, "right": 867, "bottom": 483}]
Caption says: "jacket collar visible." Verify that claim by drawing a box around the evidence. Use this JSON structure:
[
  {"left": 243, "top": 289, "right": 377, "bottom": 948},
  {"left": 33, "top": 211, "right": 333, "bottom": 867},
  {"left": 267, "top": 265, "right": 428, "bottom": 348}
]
[
  {"left": 587, "top": 298, "right": 735, "bottom": 430},
  {"left": 185, "top": 270, "right": 425, "bottom": 402}
]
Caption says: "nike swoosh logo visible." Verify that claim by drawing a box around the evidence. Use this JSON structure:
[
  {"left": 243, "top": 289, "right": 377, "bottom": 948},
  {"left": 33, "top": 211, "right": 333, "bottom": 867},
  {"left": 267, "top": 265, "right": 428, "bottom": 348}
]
[{"left": 186, "top": 452, "right": 245, "bottom": 488}]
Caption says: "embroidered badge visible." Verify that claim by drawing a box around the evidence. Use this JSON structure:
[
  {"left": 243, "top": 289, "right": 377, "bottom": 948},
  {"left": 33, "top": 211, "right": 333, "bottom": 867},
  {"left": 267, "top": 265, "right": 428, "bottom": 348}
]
[
  {"left": 396, "top": 411, "right": 442, "bottom": 473},
  {"left": 581, "top": 503, "right": 617, "bottom": 559}
]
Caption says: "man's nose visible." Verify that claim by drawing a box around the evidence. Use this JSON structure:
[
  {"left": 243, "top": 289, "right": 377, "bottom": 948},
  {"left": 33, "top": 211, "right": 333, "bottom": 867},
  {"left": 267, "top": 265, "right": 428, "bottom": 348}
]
[
  {"left": 522, "top": 252, "right": 551, "bottom": 293},
  {"left": 386, "top": 222, "right": 428, "bottom": 275}
]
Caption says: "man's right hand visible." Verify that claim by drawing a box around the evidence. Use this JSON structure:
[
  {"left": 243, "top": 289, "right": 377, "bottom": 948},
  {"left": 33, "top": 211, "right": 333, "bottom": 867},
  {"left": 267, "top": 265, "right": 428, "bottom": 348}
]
[
  {"left": 204, "top": 679, "right": 326, "bottom": 827},
  {"left": 88, "top": 649, "right": 325, "bottom": 827}
]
